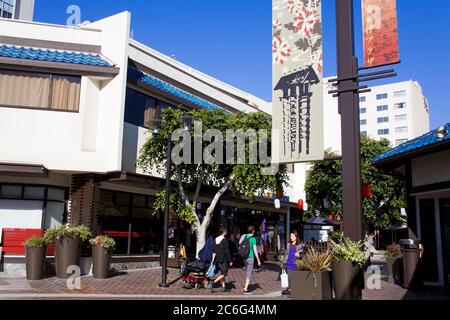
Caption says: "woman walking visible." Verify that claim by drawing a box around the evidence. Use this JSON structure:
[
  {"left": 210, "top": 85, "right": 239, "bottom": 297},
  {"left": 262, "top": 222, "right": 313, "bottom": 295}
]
[{"left": 281, "top": 231, "right": 304, "bottom": 295}]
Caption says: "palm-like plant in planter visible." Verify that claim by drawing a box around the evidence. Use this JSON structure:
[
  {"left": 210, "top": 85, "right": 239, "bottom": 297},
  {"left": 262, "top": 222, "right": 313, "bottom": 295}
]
[
  {"left": 330, "top": 237, "right": 367, "bottom": 300},
  {"left": 292, "top": 249, "right": 333, "bottom": 300},
  {"left": 90, "top": 235, "right": 116, "bottom": 279},
  {"left": 44, "top": 225, "right": 91, "bottom": 279},
  {"left": 24, "top": 236, "right": 49, "bottom": 280},
  {"left": 384, "top": 243, "right": 402, "bottom": 284}
]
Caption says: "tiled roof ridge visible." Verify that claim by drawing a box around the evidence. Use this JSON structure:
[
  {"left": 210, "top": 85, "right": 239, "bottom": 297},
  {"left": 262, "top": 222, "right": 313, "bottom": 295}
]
[
  {"left": 373, "top": 123, "right": 450, "bottom": 163},
  {"left": 127, "top": 65, "right": 223, "bottom": 111},
  {"left": 0, "top": 43, "right": 114, "bottom": 67}
]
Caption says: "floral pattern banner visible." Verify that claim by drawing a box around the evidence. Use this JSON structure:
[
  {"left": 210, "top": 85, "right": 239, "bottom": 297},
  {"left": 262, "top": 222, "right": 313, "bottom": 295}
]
[{"left": 272, "top": 0, "right": 324, "bottom": 164}]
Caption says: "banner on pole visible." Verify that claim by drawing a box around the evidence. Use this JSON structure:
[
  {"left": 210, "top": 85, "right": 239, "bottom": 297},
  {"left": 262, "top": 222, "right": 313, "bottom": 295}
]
[
  {"left": 272, "top": 0, "right": 324, "bottom": 164},
  {"left": 362, "top": 0, "right": 400, "bottom": 68}
]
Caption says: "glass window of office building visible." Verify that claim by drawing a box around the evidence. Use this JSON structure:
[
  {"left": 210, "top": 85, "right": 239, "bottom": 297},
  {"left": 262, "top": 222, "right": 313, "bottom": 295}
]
[{"left": 0, "top": 0, "right": 15, "bottom": 18}]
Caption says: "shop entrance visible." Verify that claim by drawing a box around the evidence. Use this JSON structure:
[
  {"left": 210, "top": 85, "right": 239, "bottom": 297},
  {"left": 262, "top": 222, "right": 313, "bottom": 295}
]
[{"left": 419, "top": 199, "right": 439, "bottom": 283}]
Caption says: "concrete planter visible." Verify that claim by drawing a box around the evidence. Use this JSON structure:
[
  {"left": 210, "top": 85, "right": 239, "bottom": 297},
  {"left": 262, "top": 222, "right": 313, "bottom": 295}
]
[
  {"left": 54, "top": 237, "right": 82, "bottom": 279},
  {"left": 290, "top": 270, "right": 333, "bottom": 300},
  {"left": 92, "top": 245, "right": 112, "bottom": 279},
  {"left": 25, "top": 246, "right": 47, "bottom": 280},
  {"left": 332, "top": 261, "right": 363, "bottom": 300}
]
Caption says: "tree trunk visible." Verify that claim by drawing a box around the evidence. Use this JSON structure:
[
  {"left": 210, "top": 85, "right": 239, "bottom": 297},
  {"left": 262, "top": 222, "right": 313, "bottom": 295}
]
[{"left": 195, "top": 180, "right": 232, "bottom": 257}]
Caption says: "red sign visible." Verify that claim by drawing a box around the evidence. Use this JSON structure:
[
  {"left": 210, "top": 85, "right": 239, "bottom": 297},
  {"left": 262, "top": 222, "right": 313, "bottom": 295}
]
[{"left": 362, "top": 0, "right": 400, "bottom": 68}]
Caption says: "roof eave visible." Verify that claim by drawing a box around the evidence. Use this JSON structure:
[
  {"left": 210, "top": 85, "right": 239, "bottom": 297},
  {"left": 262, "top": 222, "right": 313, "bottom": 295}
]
[
  {"left": 373, "top": 139, "right": 450, "bottom": 169},
  {"left": 0, "top": 57, "right": 120, "bottom": 78}
]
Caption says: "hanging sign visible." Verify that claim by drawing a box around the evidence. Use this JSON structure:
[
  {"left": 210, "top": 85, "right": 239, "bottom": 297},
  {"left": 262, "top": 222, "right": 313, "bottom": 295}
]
[
  {"left": 362, "top": 0, "right": 400, "bottom": 68},
  {"left": 272, "top": 0, "right": 324, "bottom": 164}
]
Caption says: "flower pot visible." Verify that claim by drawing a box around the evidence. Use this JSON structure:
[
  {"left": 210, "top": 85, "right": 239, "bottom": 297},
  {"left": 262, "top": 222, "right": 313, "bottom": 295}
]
[
  {"left": 332, "top": 261, "right": 363, "bottom": 300},
  {"left": 25, "top": 246, "right": 47, "bottom": 280},
  {"left": 54, "top": 237, "right": 82, "bottom": 279},
  {"left": 92, "top": 244, "right": 112, "bottom": 279},
  {"left": 290, "top": 270, "right": 333, "bottom": 300},
  {"left": 386, "top": 257, "right": 402, "bottom": 284}
]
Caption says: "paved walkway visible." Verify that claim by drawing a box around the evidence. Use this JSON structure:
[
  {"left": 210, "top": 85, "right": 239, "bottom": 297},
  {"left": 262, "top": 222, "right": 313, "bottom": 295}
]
[{"left": 0, "top": 261, "right": 449, "bottom": 300}]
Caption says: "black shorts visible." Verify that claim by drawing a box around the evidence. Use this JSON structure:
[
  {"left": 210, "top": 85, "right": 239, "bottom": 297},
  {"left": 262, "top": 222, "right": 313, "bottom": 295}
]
[{"left": 216, "top": 262, "right": 229, "bottom": 276}]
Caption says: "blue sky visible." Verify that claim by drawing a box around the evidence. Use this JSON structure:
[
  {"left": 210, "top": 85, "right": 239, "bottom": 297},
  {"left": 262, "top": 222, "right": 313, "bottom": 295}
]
[{"left": 35, "top": 0, "right": 449, "bottom": 128}]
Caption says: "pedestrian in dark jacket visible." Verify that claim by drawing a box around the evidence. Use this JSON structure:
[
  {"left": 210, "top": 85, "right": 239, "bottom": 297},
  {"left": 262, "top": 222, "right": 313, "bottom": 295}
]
[{"left": 211, "top": 228, "right": 232, "bottom": 292}]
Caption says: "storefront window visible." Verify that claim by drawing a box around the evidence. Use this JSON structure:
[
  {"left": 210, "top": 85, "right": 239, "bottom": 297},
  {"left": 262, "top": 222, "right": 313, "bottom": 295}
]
[
  {"left": 0, "top": 184, "right": 67, "bottom": 232},
  {"left": 97, "top": 189, "right": 161, "bottom": 256}
]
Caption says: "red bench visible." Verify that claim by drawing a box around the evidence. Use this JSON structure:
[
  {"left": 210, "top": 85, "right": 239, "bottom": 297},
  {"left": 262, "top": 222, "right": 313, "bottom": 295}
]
[{"left": 1, "top": 228, "right": 54, "bottom": 256}]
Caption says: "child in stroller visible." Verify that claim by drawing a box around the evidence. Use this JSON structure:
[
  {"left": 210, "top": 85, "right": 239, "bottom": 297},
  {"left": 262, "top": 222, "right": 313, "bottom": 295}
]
[{"left": 179, "top": 235, "right": 215, "bottom": 289}]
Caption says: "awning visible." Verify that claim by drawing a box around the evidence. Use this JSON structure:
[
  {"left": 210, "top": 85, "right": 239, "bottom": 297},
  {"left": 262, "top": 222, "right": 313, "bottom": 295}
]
[{"left": 0, "top": 162, "right": 48, "bottom": 177}]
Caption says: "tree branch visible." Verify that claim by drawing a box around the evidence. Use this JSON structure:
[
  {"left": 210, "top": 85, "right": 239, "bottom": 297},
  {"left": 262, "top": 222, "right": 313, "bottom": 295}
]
[
  {"left": 201, "top": 178, "right": 233, "bottom": 229},
  {"left": 193, "top": 175, "right": 203, "bottom": 205}
]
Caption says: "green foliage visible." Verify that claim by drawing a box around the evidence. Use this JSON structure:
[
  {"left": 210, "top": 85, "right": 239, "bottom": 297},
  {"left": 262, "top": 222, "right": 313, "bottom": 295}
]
[
  {"left": 153, "top": 190, "right": 197, "bottom": 225},
  {"left": 384, "top": 243, "right": 402, "bottom": 259},
  {"left": 297, "top": 248, "right": 332, "bottom": 273},
  {"left": 90, "top": 235, "right": 116, "bottom": 252},
  {"left": 305, "top": 136, "right": 406, "bottom": 231},
  {"left": 44, "top": 225, "right": 92, "bottom": 241},
  {"left": 137, "top": 108, "right": 288, "bottom": 227},
  {"left": 24, "top": 236, "right": 49, "bottom": 247},
  {"left": 328, "top": 230, "right": 344, "bottom": 243},
  {"left": 330, "top": 238, "right": 367, "bottom": 266}
]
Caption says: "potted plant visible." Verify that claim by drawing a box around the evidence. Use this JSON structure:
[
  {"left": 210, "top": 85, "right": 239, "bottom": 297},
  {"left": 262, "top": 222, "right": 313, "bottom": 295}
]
[
  {"left": 291, "top": 248, "right": 333, "bottom": 300},
  {"left": 24, "top": 236, "right": 49, "bottom": 280},
  {"left": 45, "top": 225, "right": 91, "bottom": 279},
  {"left": 89, "top": 235, "right": 116, "bottom": 279},
  {"left": 330, "top": 237, "right": 367, "bottom": 300},
  {"left": 384, "top": 243, "right": 403, "bottom": 284}
]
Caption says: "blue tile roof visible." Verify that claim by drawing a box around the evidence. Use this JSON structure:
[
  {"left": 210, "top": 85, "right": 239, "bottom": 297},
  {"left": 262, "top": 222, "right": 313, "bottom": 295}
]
[
  {"left": 0, "top": 44, "right": 113, "bottom": 67},
  {"left": 373, "top": 123, "right": 450, "bottom": 163},
  {"left": 128, "top": 65, "right": 223, "bottom": 111}
]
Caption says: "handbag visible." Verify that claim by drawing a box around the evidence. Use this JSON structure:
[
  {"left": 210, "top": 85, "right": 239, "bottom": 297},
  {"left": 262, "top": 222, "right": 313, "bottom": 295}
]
[
  {"left": 280, "top": 270, "right": 289, "bottom": 289},
  {"left": 206, "top": 263, "right": 217, "bottom": 278}
]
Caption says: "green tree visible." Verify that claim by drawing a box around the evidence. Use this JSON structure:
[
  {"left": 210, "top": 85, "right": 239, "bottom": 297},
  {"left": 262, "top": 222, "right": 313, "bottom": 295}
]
[
  {"left": 304, "top": 136, "right": 405, "bottom": 231},
  {"left": 138, "top": 108, "right": 288, "bottom": 255}
]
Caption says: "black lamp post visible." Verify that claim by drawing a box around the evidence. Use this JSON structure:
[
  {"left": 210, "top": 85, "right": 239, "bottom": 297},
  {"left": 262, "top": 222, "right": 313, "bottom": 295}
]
[{"left": 151, "top": 113, "right": 193, "bottom": 288}]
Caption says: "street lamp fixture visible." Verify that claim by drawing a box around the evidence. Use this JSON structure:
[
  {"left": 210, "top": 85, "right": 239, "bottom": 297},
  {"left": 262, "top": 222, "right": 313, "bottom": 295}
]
[{"left": 149, "top": 113, "right": 193, "bottom": 288}]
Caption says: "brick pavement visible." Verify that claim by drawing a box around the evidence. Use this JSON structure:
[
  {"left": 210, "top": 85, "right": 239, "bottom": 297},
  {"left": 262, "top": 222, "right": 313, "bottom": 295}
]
[{"left": 0, "top": 260, "right": 449, "bottom": 300}]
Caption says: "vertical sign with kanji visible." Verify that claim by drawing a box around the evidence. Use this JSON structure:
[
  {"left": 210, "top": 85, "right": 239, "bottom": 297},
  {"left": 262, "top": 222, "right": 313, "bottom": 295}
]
[
  {"left": 362, "top": 0, "right": 400, "bottom": 68},
  {"left": 272, "top": 0, "right": 324, "bottom": 164}
]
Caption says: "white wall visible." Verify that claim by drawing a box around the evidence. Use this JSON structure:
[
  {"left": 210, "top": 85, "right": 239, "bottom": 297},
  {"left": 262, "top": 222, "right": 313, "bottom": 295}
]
[
  {"left": 0, "top": 12, "right": 131, "bottom": 173},
  {"left": 412, "top": 149, "right": 450, "bottom": 187}
]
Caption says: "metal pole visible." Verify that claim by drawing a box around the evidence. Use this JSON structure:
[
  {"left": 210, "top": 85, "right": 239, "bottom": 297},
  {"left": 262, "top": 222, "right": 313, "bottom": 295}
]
[
  {"left": 335, "top": 0, "right": 362, "bottom": 241},
  {"left": 159, "top": 137, "right": 172, "bottom": 288}
]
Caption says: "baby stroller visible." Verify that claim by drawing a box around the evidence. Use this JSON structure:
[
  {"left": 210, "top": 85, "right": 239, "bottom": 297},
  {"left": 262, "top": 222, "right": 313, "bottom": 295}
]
[{"left": 179, "top": 236, "right": 215, "bottom": 289}]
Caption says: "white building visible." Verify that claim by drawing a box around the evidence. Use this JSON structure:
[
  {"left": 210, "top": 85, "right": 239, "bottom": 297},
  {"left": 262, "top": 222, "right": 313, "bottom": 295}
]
[
  {"left": 0, "top": 0, "right": 34, "bottom": 20},
  {"left": 0, "top": 12, "right": 297, "bottom": 276},
  {"left": 324, "top": 79, "right": 430, "bottom": 154},
  {"left": 282, "top": 79, "right": 431, "bottom": 212}
]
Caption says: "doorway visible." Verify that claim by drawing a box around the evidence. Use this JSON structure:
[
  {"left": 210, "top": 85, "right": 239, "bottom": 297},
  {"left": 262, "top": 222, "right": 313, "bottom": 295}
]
[
  {"left": 440, "top": 199, "right": 450, "bottom": 287},
  {"left": 419, "top": 199, "right": 439, "bottom": 283}
]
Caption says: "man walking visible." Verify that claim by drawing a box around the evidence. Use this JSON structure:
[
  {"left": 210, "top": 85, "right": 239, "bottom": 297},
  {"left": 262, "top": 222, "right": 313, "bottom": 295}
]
[
  {"left": 240, "top": 226, "right": 261, "bottom": 295},
  {"left": 211, "top": 228, "right": 232, "bottom": 292}
]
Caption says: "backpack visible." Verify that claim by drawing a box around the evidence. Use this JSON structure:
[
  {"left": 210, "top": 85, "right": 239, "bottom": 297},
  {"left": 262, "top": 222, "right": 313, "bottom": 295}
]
[{"left": 239, "top": 235, "right": 251, "bottom": 259}]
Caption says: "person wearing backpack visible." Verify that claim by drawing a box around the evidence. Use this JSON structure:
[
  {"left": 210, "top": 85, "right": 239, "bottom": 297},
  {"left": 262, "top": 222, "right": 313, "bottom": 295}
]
[{"left": 239, "top": 226, "right": 261, "bottom": 295}]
